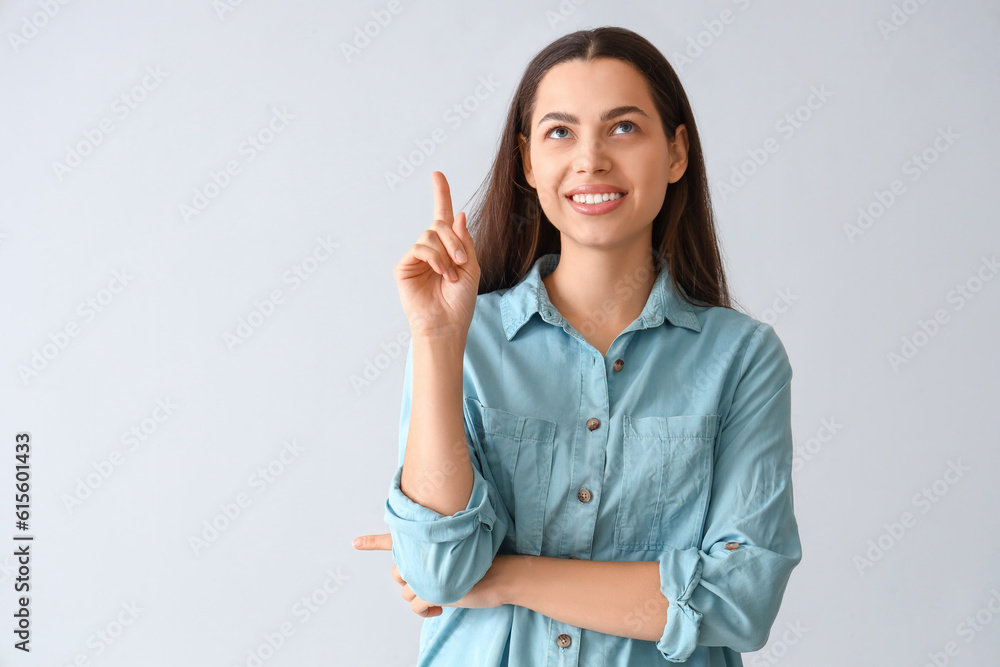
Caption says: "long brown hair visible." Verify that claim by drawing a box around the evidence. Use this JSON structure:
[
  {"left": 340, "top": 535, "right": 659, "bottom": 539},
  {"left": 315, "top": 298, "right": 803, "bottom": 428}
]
[{"left": 461, "top": 26, "right": 738, "bottom": 312}]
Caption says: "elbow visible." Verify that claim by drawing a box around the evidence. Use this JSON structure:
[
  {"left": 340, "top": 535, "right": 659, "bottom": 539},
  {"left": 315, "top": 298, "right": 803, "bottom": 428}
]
[
  {"left": 386, "top": 504, "right": 508, "bottom": 606},
  {"left": 736, "top": 626, "right": 771, "bottom": 654},
  {"left": 383, "top": 465, "right": 510, "bottom": 605},
  {"left": 405, "top": 565, "right": 483, "bottom": 606},
  {"left": 396, "top": 532, "right": 498, "bottom": 605},
  {"left": 727, "top": 576, "right": 796, "bottom": 653},
  {"left": 733, "top": 543, "right": 802, "bottom": 652},
  {"left": 710, "top": 605, "right": 773, "bottom": 654}
]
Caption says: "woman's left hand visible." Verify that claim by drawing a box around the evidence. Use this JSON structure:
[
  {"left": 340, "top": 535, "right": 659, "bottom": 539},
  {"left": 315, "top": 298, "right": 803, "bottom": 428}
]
[{"left": 353, "top": 532, "right": 509, "bottom": 617}]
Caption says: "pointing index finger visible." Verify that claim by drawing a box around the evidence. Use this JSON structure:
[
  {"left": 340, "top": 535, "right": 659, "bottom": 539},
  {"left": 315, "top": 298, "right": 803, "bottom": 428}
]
[
  {"left": 352, "top": 533, "right": 393, "bottom": 550},
  {"left": 432, "top": 171, "right": 455, "bottom": 226}
]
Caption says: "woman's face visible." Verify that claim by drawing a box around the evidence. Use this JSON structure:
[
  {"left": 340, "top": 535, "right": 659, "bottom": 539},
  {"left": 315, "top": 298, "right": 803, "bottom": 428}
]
[{"left": 519, "top": 57, "right": 688, "bottom": 254}]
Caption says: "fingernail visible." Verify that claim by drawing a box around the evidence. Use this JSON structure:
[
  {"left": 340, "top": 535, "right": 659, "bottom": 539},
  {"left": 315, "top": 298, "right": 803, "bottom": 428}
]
[
  {"left": 352, "top": 537, "right": 363, "bottom": 548},
  {"left": 447, "top": 268, "right": 458, "bottom": 282},
  {"left": 455, "top": 248, "right": 467, "bottom": 263}
]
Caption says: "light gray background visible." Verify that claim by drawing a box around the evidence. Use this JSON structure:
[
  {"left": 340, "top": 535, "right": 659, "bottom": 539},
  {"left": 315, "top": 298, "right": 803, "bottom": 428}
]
[{"left": 1, "top": 0, "right": 998, "bottom": 665}]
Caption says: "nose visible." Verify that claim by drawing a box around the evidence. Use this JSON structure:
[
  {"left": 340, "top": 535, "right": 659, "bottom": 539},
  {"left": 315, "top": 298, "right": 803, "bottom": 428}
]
[{"left": 572, "top": 134, "right": 612, "bottom": 174}]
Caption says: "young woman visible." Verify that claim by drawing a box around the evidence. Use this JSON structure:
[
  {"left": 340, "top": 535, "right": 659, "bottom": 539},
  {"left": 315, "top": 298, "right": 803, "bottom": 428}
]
[{"left": 354, "top": 26, "right": 802, "bottom": 666}]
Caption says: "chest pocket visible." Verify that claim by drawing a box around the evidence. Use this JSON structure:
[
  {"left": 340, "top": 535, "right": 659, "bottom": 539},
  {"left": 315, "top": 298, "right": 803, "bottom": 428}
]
[
  {"left": 615, "top": 414, "right": 721, "bottom": 551},
  {"left": 480, "top": 406, "right": 557, "bottom": 556}
]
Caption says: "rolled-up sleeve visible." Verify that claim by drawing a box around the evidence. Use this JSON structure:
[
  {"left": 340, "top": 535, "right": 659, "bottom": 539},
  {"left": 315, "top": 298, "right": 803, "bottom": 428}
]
[
  {"left": 382, "top": 339, "right": 509, "bottom": 606},
  {"left": 656, "top": 322, "right": 803, "bottom": 662}
]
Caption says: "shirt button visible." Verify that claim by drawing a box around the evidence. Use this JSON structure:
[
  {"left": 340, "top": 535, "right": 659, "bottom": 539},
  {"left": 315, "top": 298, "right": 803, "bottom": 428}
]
[
  {"left": 613, "top": 359, "right": 624, "bottom": 372},
  {"left": 577, "top": 488, "right": 592, "bottom": 503},
  {"left": 586, "top": 418, "right": 600, "bottom": 431},
  {"left": 725, "top": 541, "right": 740, "bottom": 550},
  {"left": 556, "top": 633, "right": 572, "bottom": 648}
]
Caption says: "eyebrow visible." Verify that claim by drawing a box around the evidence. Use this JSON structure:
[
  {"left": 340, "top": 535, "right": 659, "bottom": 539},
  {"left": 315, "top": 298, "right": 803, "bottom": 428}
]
[{"left": 535, "top": 105, "right": 650, "bottom": 128}]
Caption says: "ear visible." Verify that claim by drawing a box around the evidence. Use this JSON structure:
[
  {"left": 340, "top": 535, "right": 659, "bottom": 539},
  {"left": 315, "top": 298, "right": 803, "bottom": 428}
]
[
  {"left": 518, "top": 132, "right": 536, "bottom": 189},
  {"left": 667, "top": 124, "right": 690, "bottom": 184}
]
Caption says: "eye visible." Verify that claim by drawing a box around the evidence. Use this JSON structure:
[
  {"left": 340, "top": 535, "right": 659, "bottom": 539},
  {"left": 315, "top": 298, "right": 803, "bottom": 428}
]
[
  {"left": 543, "top": 120, "right": 639, "bottom": 140},
  {"left": 613, "top": 120, "right": 639, "bottom": 134}
]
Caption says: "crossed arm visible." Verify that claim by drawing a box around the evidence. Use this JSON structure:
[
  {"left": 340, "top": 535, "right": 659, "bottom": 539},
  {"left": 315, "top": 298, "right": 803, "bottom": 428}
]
[
  {"left": 359, "top": 324, "right": 801, "bottom": 656},
  {"left": 498, "top": 553, "right": 668, "bottom": 641},
  {"left": 352, "top": 532, "right": 669, "bottom": 642}
]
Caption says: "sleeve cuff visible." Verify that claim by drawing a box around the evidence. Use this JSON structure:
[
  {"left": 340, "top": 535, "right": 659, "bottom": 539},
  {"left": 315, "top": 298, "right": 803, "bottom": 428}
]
[
  {"left": 655, "top": 548, "right": 705, "bottom": 662},
  {"left": 383, "top": 463, "right": 498, "bottom": 544}
]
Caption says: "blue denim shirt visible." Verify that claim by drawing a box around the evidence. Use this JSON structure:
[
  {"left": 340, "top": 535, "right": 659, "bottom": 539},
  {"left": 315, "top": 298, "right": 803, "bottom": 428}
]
[{"left": 383, "top": 252, "right": 802, "bottom": 665}]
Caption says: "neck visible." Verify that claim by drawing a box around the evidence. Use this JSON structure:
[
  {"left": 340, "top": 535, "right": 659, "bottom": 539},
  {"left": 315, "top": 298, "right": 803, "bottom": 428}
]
[{"left": 541, "top": 244, "right": 658, "bottom": 330}]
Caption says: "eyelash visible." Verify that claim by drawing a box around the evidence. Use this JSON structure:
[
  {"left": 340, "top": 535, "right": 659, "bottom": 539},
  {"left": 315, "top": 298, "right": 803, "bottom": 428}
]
[{"left": 544, "top": 120, "right": 640, "bottom": 140}]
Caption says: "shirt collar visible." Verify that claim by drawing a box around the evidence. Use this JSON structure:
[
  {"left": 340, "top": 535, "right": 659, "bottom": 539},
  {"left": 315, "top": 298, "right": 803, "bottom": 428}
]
[{"left": 499, "top": 253, "right": 702, "bottom": 341}]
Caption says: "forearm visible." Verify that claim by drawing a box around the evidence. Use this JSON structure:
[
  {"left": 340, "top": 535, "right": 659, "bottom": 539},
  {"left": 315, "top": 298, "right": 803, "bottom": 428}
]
[
  {"left": 399, "top": 334, "right": 474, "bottom": 516},
  {"left": 501, "top": 555, "right": 669, "bottom": 642}
]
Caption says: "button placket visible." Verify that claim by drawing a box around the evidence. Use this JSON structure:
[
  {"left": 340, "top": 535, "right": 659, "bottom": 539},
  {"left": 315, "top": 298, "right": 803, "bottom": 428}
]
[{"left": 570, "top": 333, "right": 608, "bottom": 569}]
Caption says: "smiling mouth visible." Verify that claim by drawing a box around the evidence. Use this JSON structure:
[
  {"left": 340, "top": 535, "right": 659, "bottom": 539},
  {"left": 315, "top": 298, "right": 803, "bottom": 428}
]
[
  {"left": 565, "top": 191, "right": 628, "bottom": 215},
  {"left": 567, "top": 192, "right": 626, "bottom": 205}
]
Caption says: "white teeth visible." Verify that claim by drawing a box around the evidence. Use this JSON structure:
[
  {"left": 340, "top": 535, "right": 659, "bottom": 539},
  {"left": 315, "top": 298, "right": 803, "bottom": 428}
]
[{"left": 571, "top": 192, "right": 623, "bottom": 204}]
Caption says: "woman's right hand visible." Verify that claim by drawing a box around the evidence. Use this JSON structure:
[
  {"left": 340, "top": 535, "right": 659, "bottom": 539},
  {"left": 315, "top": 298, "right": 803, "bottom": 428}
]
[{"left": 394, "top": 171, "right": 480, "bottom": 339}]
